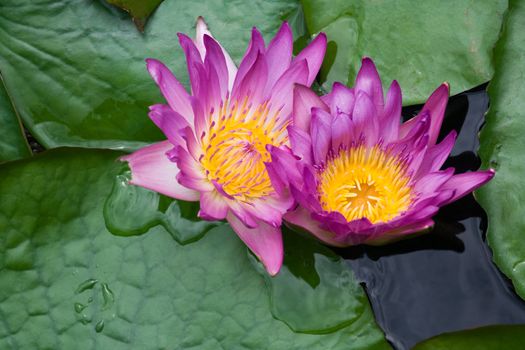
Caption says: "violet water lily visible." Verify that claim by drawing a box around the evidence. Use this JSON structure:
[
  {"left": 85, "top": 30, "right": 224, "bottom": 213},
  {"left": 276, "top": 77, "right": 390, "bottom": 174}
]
[
  {"left": 268, "top": 58, "right": 494, "bottom": 246},
  {"left": 122, "top": 18, "right": 326, "bottom": 275}
]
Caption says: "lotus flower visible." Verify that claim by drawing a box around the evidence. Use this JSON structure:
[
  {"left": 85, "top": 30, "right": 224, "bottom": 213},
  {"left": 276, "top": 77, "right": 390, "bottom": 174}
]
[
  {"left": 267, "top": 58, "right": 494, "bottom": 246},
  {"left": 122, "top": 18, "right": 327, "bottom": 275}
]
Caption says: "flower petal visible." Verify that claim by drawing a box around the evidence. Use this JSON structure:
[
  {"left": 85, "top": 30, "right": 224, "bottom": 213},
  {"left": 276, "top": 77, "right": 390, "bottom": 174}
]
[
  {"left": 353, "top": 90, "right": 379, "bottom": 146},
  {"left": 121, "top": 141, "right": 199, "bottom": 201},
  {"left": 441, "top": 169, "right": 495, "bottom": 204},
  {"left": 400, "top": 83, "right": 449, "bottom": 145},
  {"left": 146, "top": 59, "right": 193, "bottom": 121},
  {"left": 227, "top": 212, "right": 283, "bottom": 276},
  {"left": 204, "top": 35, "right": 229, "bottom": 99},
  {"left": 194, "top": 17, "right": 237, "bottom": 90},
  {"left": 232, "top": 27, "right": 265, "bottom": 97},
  {"left": 284, "top": 207, "right": 345, "bottom": 247},
  {"left": 288, "top": 125, "right": 313, "bottom": 164},
  {"left": 310, "top": 107, "right": 332, "bottom": 164},
  {"left": 381, "top": 80, "right": 402, "bottom": 143},
  {"left": 265, "top": 22, "right": 293, "bottom": 92},
  {"left": 199, "top": 190, "right": 229, "bottom": 220},
  {"left": 148, "top": 104, "right": 190, "bottom": 147},
  {"left": 294, "top": 33, "right": 327, "bottom": 86},
  {"left": 355, "top": 57, "right": 384, "bottom": 112},
  {"left": 178, "top": 33, "right": 205, "bottom": 96},
  {"left": 293, "top": 84, "right": 328, "bottom": 132},
  {"left": 327, "top": 82, "right": 355, "bottom": 115}
]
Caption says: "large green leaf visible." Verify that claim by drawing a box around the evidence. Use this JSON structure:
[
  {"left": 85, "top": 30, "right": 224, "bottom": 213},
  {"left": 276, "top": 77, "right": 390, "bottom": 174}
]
[
  {"left": 0, "top": 148, "right": 390, "bottom": 349},
  {"left": 0, "top": 0, "right": 300, "bottom": 151},
  {"left": 412, "top": 325, "right": 525, "bottom": 350},
  {"left": 0, "top": 73, "right": 30, "bottom": 162},
  {"left": 477, "top": 0, "right": 525, "bottom": 300},
  {"left": 301, "top": 0, "right": 507, "bottom": 105}
]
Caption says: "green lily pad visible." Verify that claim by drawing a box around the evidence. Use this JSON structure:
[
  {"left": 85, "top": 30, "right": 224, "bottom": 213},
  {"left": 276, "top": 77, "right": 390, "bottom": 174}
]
[
  {"left": 477, "top": 0, "right": 525, "bottom": 300},
  {"left": 412, "top": 325, "right": 525, "bottom": 350},
  {"left": 301, "top": 0, "right": 507, "bottom": 105},
  {"left": 105, "top": 0, "right": 164, "bottom": 32},
  {"left": 252, "top": 229, "right": 370, "bottom": 334},
  {"left": 0, "top": 0, "right": 301, "bottom": 151},
  {"left": 0, "top": 74, "right": 30, "bottom": 162},
  {"left": 0, "top": 148, "right": 390, "bottom": 349}
]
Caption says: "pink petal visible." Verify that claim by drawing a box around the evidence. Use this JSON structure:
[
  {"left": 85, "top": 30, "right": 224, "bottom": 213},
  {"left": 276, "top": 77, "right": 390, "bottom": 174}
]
[
  {"left": 178, "top": 33, "right": 205, "bottom": 96},
  {"left": 292, "top": 84, "right": 328, "bottom": 132},
  {"left": 148, "top": 104, "right": 190, "bottom": 147},
  {"left": 355, "top": 57, "right": 384, "bottom": 112},
  {"left": 310, "top": 107, "right": 332, "bottom": 164},
  {"left": 265, "top": 22, "right": 293, "bottom": 92},
  {"left": 268, "top": 59, "right": 309, "bottom": 118},
  {"left": 232, "top": 28, "right": 265, "bottom": 97},
  {"left": 234, "top": 51, "right": 268, "bottom": 104},
  {"left": 199, "top": 190, "right": 229, "bottom": 220},
  {"left": 400, "top": 83, "right": 449, "bottom": 145},
  {"left": 331, "top": 112, "right": 354, "bottom": 150},
  {"left": 172, "top": 145, "right": 206, "bottom": 181},
  {"left": 352, "top": 90, "right": 379, "bottom": 146},
  {"left": 284, "top": 207, "right": 345, "bottom": 247},
  {"left": 146, "top": 59, "right": 193, "bottom": 121},
  {"left": 194, "top": 17, "right": 237, "bottom": 90},
  {"left": 204, "top": 35, "right": 229, "bottom": 98},
  {"left": 227, "top": 212, "right": 283, "bottom": 276},
  {"left": 416, "top": 131, "right": 457, "bottom": 177},
  {"left": 288, "top": 125, "right": 313, "bottom": 164},
  {"left": 328, "top": 82, "right": 355, "bottom": 115},
  {"left": 381, "top": 80, "right": 402, "bottom": 143},
  {"left": 294, "top": 32, "right": 327, "bottom": 86},
  {"left": 441, "top": 169, "right": 495, "bottom": 204},
  {"left": 121, "top": 141, "right": 199, "bottom": 201}
]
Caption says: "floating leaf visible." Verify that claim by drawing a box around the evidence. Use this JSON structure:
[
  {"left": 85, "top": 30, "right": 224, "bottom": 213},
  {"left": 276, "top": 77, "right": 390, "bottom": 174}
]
[
  {"left": 0, "top": 74, "right": 30, "bottom": 162},
  {"left": 412, "top": 325, "right": 525, "bottom": 350},
  {"left": 477, "top": 0, "right": 525, "bottom": 300},
  {"left": 0, "top": 0, "right": 301, "bottom": 150},
  {"left": 301, "top": 0, "right": 507, "bottom": 105},
  {"left": 0, "top": 148, "right": 390, "bottom": 349}
]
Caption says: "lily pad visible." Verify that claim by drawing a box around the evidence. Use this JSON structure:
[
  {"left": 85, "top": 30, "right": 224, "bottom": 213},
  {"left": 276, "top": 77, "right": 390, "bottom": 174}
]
[
  {"left": 0, "top": 0, "right": 301, "bottom": 151},
  {"left": 301, "top": 0, "right": 507, "bottom": 105},
  {"left": 0, "top": 148, "right": 390, "bottom": 349},
  {"left": 0, "top": 74, "right": 30, "bottom": 162},
  {"left": 105, "top": 0, "right": 164, "bottom": 32},
  {"left": 412, "top": 325, "right": 525, "bottom": 350},
  {"left": 252, "top": 228, "right": 370, "bottom": 334},
  {"left": 477, "top": 0, "right": 525, "bottom": 300}
]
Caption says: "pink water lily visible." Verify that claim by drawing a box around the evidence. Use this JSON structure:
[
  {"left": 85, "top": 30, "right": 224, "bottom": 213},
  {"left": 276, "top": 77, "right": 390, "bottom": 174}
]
[
  {"left": 122, "top": 18, "right": 327, "bottom": 275},
  {"left": 267, "top": 58, "right": 494, "bottom": 246}
]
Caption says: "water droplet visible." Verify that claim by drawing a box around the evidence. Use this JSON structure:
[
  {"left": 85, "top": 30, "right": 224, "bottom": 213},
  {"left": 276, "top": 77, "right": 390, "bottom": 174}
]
[
  {"left": 88, "top": 297, "right": 93, "bottom": 303},
  {"left": 101, "top": 283, "right": 114, "bottom": 310},
  {"left": 74, "top": 302, "right": 86, "bottom": 313},
  {"left": 80, "top": 314, "right": 91, "bottom": 325},
  {"left": 75, "top": 278, "right": 98, "bottom": 294},
  {"left": 95, "top": 320, "right": 105, "bottom": 333}
]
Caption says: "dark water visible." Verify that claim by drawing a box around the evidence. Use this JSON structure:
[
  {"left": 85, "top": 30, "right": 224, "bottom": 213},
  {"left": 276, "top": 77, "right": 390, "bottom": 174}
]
[{"left": 336, "top": 85, "right": 525, "bottom": 350}]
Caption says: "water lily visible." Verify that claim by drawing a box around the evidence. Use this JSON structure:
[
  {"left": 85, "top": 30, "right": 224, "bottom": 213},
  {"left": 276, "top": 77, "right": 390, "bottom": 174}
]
[
  {"left": 268, "top": 58, "right": 494, "bottom": 246},
  {"left": 122, "top": 18, "right": 327, "bottom": 275}
]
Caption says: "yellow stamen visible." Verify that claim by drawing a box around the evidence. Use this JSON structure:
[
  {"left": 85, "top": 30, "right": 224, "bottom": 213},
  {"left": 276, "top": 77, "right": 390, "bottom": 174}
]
[
  {"left": 318, "top": 144, "right": 413, "bottom": 223},
  {"left": 200, "top": 97, "right": 288, "bottom": 201}
]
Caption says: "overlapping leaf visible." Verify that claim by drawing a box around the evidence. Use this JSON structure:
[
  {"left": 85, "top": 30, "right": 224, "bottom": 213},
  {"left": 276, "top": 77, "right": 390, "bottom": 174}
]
[
  {"left": 478, "top": 0, "right": 525, "bottom": 300},
  {"left": 301, "top": 0, "right": 507, "bottom": 105},
  {"left": 0, "top": 148, "right": 390, "bottom": 350}
]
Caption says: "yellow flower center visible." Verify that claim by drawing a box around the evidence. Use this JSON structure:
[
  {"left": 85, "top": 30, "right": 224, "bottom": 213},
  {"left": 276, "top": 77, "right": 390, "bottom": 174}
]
[
  {"left": 317, "top": 145, "right": 413, "bottom": 223},
  {"left": 200, "top": 98, "right": 288, "bottom": 201}
]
